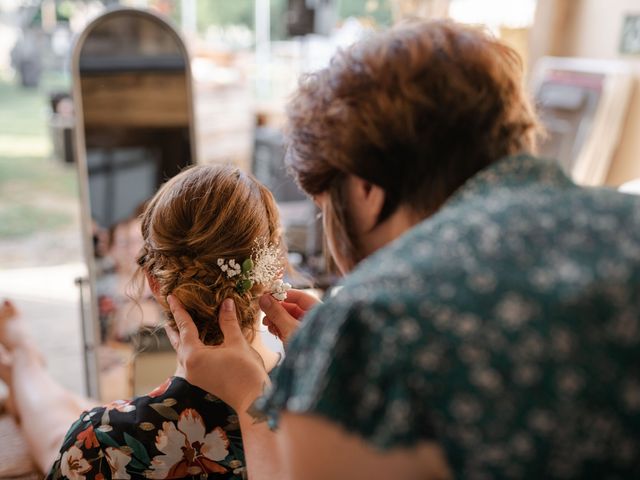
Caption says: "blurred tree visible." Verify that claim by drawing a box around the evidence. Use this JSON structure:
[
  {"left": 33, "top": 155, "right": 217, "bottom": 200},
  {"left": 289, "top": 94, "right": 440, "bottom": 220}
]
[
  {"left": 193, "top": 0, "right": 391, "bottom": 41},
  {"left": 338, "top": 0, "right": 392, "bottom": 25},
  {"left": 196, "top": 0, "right": 253, "bottom": 31},
  {"left": 195, "top": 0, "right": 287, "bottom": 39},
  {"left": 270, "top": 0, "right": 287, "bottom": 40}
]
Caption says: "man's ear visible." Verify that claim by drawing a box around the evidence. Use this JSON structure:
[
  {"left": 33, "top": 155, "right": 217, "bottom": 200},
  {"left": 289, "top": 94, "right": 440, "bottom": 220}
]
[
  {"left": 346, "top": 175, "right": 386, "bottom": 233},
  {"left": 145, "top": 271, "right": 160, "bottom": 297}
]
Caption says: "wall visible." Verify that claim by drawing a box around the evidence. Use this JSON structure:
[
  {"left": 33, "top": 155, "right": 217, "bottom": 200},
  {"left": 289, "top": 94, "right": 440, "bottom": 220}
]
[{"left": 530, "top": 0, "right": 640, "bottom": 185}]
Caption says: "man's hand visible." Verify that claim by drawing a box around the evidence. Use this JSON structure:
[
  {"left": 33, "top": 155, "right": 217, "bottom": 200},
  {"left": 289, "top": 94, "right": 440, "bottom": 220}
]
[
  {"left": 259, "top": 289, "right": 321, "bottom": 345},
  {"left": 165, "top": 295, "right": 270, "bottom": 412}
]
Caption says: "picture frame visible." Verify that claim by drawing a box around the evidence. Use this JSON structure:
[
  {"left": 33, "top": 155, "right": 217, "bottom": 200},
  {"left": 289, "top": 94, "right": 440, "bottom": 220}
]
[{"left": 620, "top": 14, "right": 640, "bottom": 54}]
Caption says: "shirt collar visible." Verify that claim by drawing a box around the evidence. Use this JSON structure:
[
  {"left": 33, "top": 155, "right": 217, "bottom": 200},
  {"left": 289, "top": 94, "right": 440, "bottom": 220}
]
[{"left": 442, "top": 153, "right": 574, "bottom": 211}]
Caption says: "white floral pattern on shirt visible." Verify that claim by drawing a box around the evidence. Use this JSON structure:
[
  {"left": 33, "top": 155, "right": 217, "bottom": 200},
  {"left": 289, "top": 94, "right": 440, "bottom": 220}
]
[{"left": 259, "top": 155, "right": 640, "bottom": 479}]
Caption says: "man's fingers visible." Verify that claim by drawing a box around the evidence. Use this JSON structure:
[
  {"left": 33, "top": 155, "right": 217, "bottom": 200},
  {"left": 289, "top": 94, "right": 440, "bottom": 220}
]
[
  {"left": 267, "top": 324, "right": 281, "bottom": 339},
  {"left": 167, "top": 295, "right": 202, "bottom": 347},
  {"left": 218, "top": 299, "right": 246, "bottom": 346},
  {"left": 262, "top": 317, "right": 282, "bottom": 338},
  {"left": 282, "top": 289, "right": 320, "bottom": 310},
  {"left": 259, "top": 295, "right": 298, "bottom": 335},
  {"left": 281, "top": 302, "right": 306, "bottom": 319},
  {"left": 164, "top": 324, "right": 180, "bottom": 351}
]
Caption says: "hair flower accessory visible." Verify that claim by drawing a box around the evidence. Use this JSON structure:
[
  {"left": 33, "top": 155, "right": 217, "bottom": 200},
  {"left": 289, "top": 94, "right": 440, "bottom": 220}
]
[
  {"left": 217, "top": 240, "right": 291, "bottom": 300},
  {"left": 270, "top": 279, "right": 292, "bottom": 302},
  {"left": 217, "top": 258, "right": 241, "bottom": 277}
]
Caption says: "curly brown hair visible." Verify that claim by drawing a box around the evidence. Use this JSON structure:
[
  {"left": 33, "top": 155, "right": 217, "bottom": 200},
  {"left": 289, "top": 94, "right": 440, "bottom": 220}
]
[
  {"left": 136, "top": 165, "right": 283, "bottom": 345},
  {"left": 285, "top": 20, "right": 540, "bottom": 268}
]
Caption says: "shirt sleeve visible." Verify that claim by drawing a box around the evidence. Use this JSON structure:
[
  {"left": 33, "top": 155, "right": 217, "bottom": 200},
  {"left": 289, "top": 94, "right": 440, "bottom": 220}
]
[
  {"left": 46, "top": 407, "right": 112, "bottom": 480},
  {"left": 257, "top": 295, "right": 439, "bottom": 449}
]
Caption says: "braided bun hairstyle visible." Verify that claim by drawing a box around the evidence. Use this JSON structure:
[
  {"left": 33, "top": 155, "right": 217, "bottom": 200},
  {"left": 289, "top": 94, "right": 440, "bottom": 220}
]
[{"left": 136, "top": 164, "right": 282, "bottom": 345}]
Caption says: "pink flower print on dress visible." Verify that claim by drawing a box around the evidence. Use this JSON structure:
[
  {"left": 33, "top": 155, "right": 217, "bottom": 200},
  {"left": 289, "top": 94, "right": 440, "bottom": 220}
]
[
  {"left": 145, "top": 408, "right": 230, "bottom": 478},
  {"left": 105, "top": 447, "right": 132, "bottom": 480},
  {"left": 60, "top": 445, "right": 92, "bottom": 480},
  {"left": 147, "top": 377, "right": 173, "bottom": 399}
]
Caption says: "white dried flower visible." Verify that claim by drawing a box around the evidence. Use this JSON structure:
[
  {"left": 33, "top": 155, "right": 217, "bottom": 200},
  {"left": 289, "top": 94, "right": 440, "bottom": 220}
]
[
  {"left": 217, "top": 239, "right": 288, "bottom": 296},
  {"left": 247, "top": 239, "right": 284, "bottom": 286},
  {"left": 270, "top": 279, "right": 292, "bottom": 301}
]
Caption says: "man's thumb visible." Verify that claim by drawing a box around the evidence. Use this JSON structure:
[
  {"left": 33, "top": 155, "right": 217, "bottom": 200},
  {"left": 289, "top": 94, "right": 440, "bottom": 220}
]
[
  {"left": 259, "top": 295, "right": 296, "bottom": 334},
  {"left": 218, "top": 298, "right": 244, "bottom": 345}
]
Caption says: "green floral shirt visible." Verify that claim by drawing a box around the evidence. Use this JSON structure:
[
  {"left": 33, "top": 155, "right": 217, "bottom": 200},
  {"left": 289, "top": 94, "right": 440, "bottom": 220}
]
[
  {"left": 258, "top": 155, "right": 640, "bottom": 479},
  {"left": 47, "top": 377, "right": 246, "bottom": 479}
]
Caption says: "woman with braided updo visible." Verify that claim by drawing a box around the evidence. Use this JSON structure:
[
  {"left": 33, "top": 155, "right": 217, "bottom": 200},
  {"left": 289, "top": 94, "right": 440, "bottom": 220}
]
[
  {"left": 0, "top": 165, "right": 287, "bottom": 479},
  {"left": 136, "top": 164, "right": 286, "bottom": 348}
]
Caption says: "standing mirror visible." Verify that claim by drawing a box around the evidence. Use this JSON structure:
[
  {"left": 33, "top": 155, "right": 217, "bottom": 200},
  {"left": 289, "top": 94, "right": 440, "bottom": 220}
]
[{"left": 72, "top": 8, "right": 196, "bottom": 400}]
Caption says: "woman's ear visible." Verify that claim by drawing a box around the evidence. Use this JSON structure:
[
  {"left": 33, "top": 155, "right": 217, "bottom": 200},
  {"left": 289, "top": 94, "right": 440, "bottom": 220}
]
[{"left": 145, "top": 271, "right": 161, "bottom": 297}]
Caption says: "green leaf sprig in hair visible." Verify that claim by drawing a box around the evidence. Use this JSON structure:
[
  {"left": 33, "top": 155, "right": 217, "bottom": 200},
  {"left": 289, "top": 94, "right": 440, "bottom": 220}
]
[{"left": 217, "top": 239, "right": 291, "bottom": 300}]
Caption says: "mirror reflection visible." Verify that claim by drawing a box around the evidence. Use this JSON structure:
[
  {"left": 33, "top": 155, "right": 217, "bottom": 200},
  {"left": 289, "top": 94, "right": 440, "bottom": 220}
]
[{"left": 74, "top": 8, "right": 194, "bottom": 400}]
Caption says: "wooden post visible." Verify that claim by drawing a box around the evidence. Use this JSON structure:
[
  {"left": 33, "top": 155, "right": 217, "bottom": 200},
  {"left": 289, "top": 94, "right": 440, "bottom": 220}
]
[{"left": 391, "top": 0, "right": 451, "bottom": 22}]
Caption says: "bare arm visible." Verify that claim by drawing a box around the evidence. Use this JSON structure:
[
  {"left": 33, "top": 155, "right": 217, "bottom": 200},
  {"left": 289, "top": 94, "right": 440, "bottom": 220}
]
[
  {"left": 235, "top": 406, "right": 284, "bottom": 479},
  {"left": 166, "top": 296, "right": 284, "bottom": 479},
  {"left": 167, "top": 296, "right": 451, "bottom": 479},
  {"left": 280, "top": 412, "right": 452, "bottom": 480},
  {"left": 259, "top": 289, "right": 321, "bottom": 345}
]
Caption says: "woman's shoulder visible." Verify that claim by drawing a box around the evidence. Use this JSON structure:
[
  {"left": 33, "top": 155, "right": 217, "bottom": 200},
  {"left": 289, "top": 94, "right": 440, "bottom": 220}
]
[
  {"left": 261, "top": 279, "right": 442, "bottom": 448},
  {"left": 47, "top": 377, "right": 247, "bottom": 479}
]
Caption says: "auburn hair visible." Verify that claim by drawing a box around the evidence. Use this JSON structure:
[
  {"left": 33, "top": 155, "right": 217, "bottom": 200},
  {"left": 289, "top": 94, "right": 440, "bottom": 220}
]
[
  {"left": 136, "top": 164, "right": 282, "bottom": 345},
  {"left": 285, "top": 20, "right": 540, "bottom": 269}
]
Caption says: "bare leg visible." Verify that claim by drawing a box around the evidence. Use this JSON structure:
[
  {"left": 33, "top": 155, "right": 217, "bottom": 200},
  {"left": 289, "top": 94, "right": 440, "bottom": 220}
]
[{"left": 0, "top": 300, "right": 97, "bottom": 473}]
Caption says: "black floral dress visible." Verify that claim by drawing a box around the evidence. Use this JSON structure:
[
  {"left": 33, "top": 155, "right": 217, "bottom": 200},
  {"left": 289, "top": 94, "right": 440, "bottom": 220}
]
[{"left": 46, "top": 377, "right": 246, "bottom": 480}]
